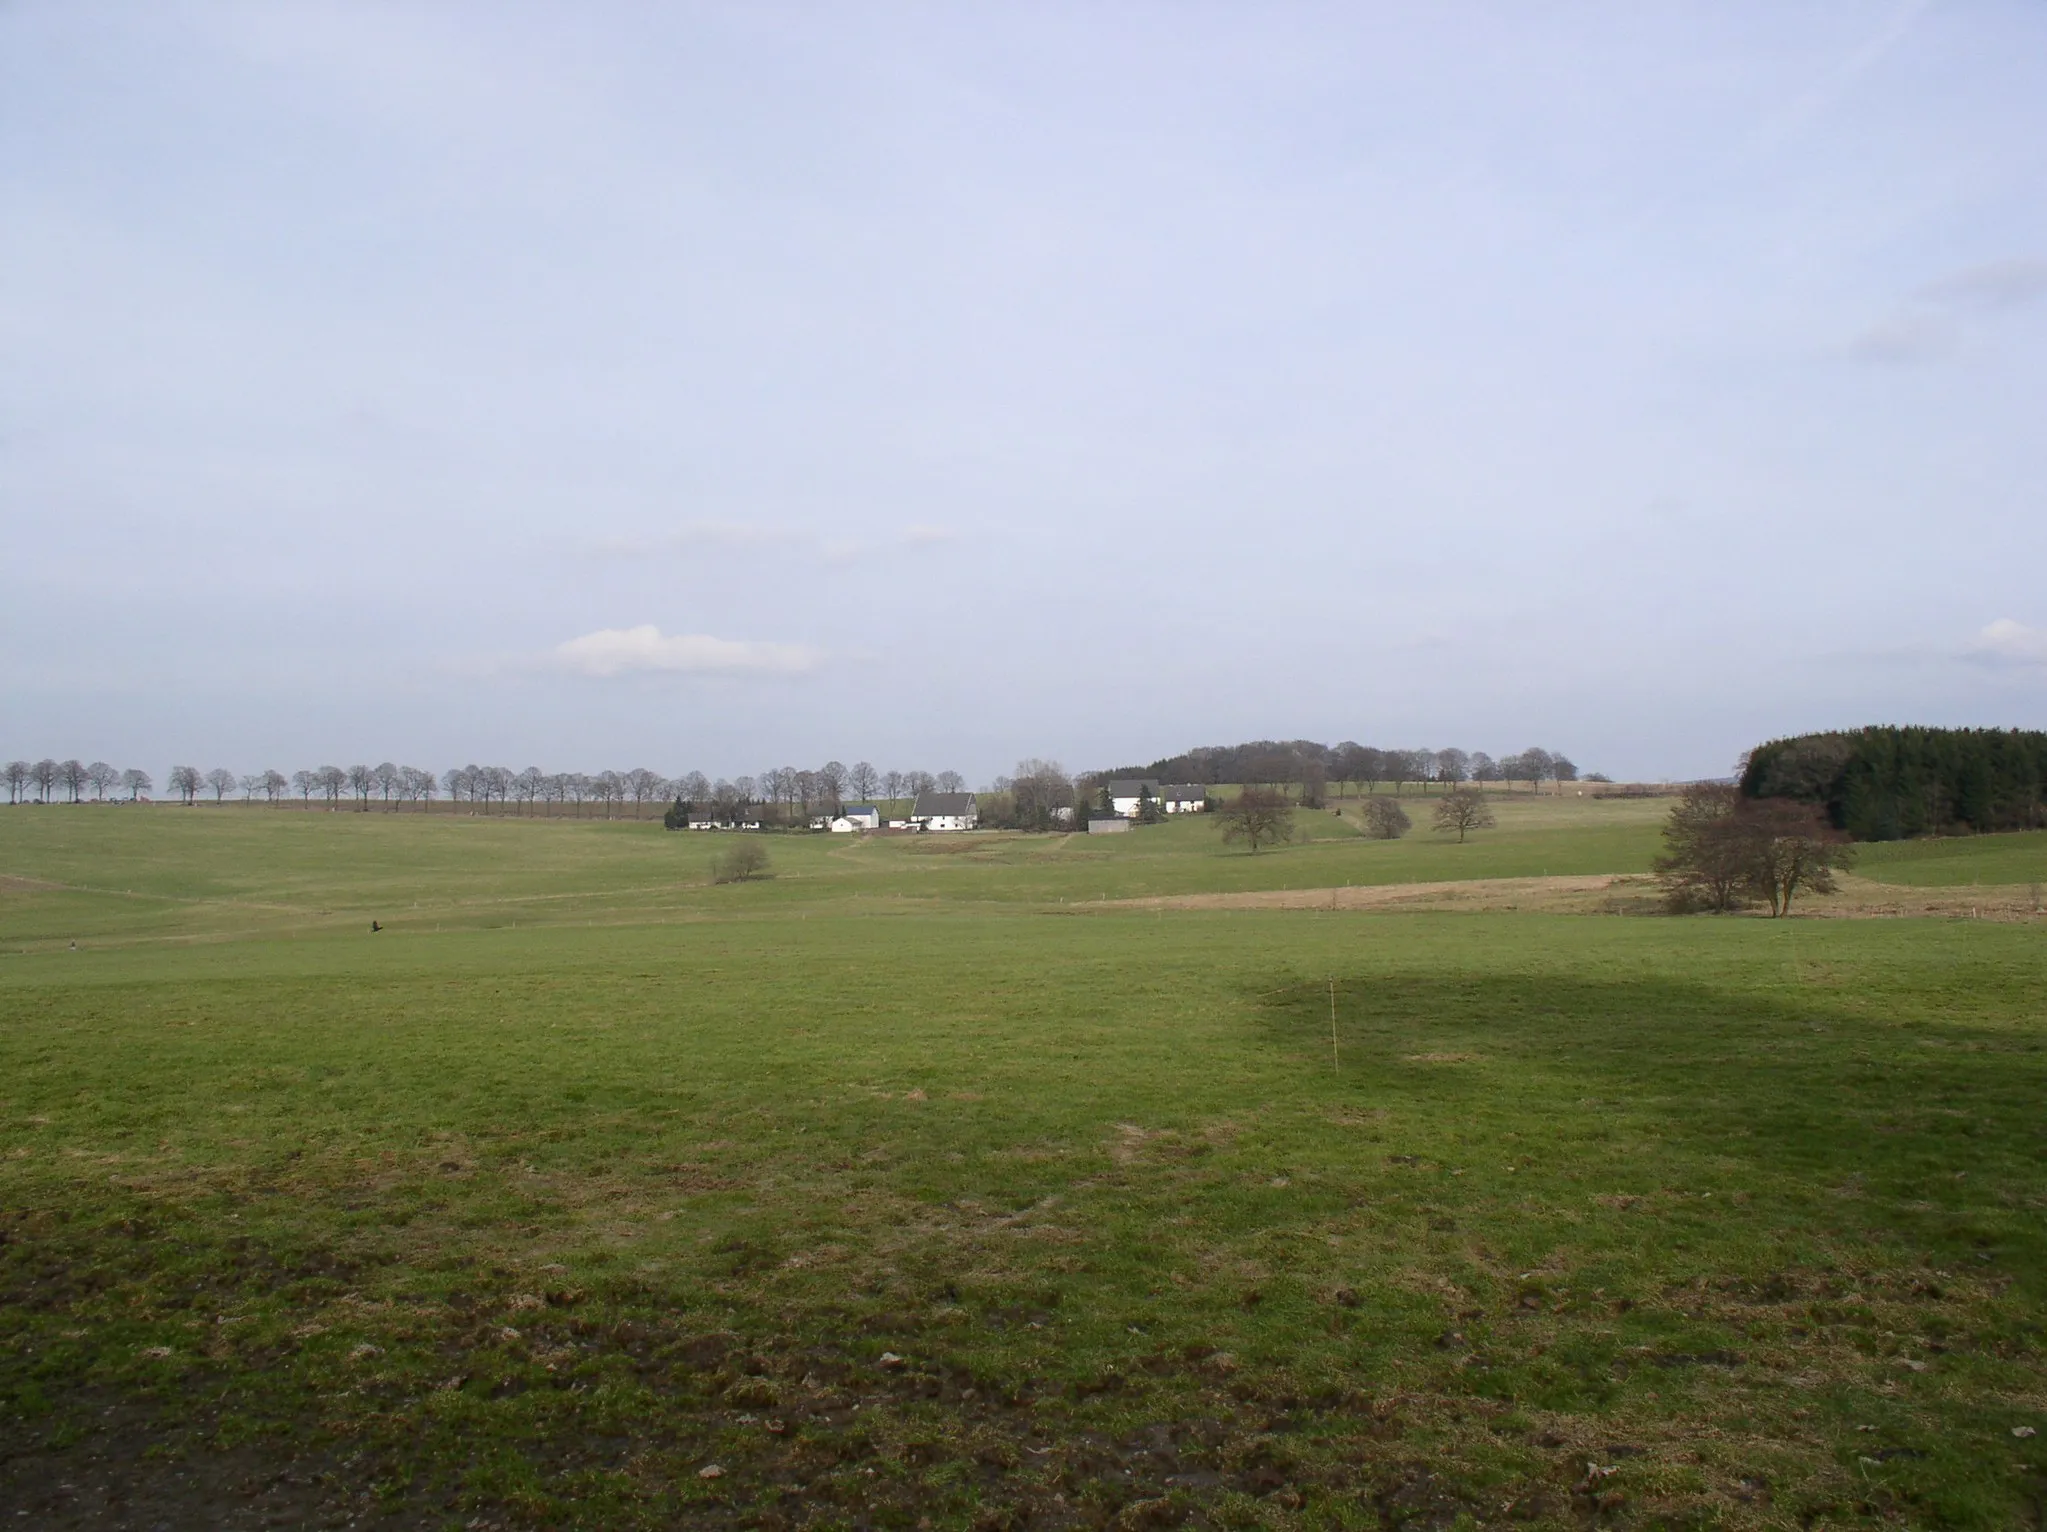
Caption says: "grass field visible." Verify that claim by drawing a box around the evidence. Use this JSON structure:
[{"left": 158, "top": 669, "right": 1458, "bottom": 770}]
[{"left": 3, "top": 805, "right": 2044, "bottom": 1529}]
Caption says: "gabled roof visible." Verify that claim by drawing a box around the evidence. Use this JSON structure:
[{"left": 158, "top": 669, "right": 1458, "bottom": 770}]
[
  {"left": 911, "top": 791, "right": 977, "bottom": 816},
  {"left": 1160, "top": 783, "right": 1208, "bottom": 800},
  {"left": 842, "top": 803, "right": 881, "bottom": 815},
  {"left": 1108, "top": 779, "right": 1161, "bottom": 796}
]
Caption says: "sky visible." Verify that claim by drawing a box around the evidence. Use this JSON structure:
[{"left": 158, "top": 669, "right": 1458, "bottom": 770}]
[{"left": 4, "top": 1, "right": 2044, "bottom": 786}]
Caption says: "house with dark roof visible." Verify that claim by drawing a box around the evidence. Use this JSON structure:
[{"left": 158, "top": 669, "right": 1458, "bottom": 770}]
[{"left": 909, "top": 790, "right": 978, "bottom": 831}]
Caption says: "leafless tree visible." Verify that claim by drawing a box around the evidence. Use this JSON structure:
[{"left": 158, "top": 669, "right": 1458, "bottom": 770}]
[
  {"left": 1738, "top": 798, "right": 1853, "bottom": 916},
  {"left": 291, "top": 769, "right": 315, "bottom": 805},
  {"left": 1011, "top": 759, "right": 1075, "bottom": 831},
  {"left": 168, "top": 765, "right": 202, "bottom": 804},
  {"left": 904, "top": 770, "right": 936, "bottom": 798},
  {"left": 258, "top": 769, "right": 288, "bottom": 803},
  {"left": 1387, "top": 750, "right": 1427, "bottom": 794},
  {"left": 57, "top": 759, "right": 87, "bottom": 802},
  {"left": 205, "top": 768, "right": 237, "bottom": 802},
  {"left": 817, "top": 760, "right": 848, "bottom": 809},
  {"left": 1550, "top": 754, "right": 1578, "bottom": 791},
  {"left": 372, "top": 762, "right": 400, "bottom": 807},
  {"left": 1361, "top": 796, "right": 1411, "bottom": 839},
  {"left": 1469, "top": 752, "right": 1499, "bottom": 784},
  {"left": 1653, "top": 784, "right": 1749, "bottom": 912},
  {"left": 31, "top": 759, "right": 58, "bottom": 802},
  {"left": 121, "top": 768, "right": 152, "bottom": 801},
  {"left": 1516, "top": 748, "right": 1554, "bottom": 794},
  {"left": 1432, "top": 786, "right": 1496, "bottom": 842},
  {"left": 1434, "top": 748, "right": 1469, "bottom": 785},
  {"left": 935, "top": 769, "right": 965, "bottom": 793},
  {"left": 1351, "top": 746, "right": 1387, "bottom": 795},
  {"left": 1216, "top": 784, "right": 1295, "bottom": 852},
  {"left": 881, "top": 769, "right": 905, "bottom": 805},
  {"left": 3, "top": 761, "right": 29, "bottom": 804},
  {"left": 620, "top": 767, "right": 662, "bottom": 817},
  {"left": 848, "top": 761, "right": 879, "bottom": 802},
  {"left": 408, "top": 766, "right": 438, "bottom": 812},
  {"left": 87, "top": 762, "right": 119, "bottom": 801},
  {"left": 1297, "top": 759, "right": 1327, "bottom": 808}
]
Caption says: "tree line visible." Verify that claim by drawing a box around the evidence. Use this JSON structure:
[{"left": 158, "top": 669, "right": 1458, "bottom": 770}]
[
  {"left": 0, "top": 757, "right": 966, "bottom": 821},
  {"left": 1741, "top": 726, "right": 2047, "bottom": 840},
  {"left": 1101, "top": 739, "right": 1593, "bottom": 803}
]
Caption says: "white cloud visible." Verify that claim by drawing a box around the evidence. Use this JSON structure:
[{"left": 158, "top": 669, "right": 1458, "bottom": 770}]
[
  {"left": 554, "top": 625, "right": 823, "bottom": 678},
  {"left": 1963, "top": 618, "right": 2047, "bottom": 668}
]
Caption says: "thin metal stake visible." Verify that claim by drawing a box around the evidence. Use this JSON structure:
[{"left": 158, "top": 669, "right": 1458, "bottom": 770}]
[{"left": 1329, "top": 978, "right": 1340, "bottom": 1072}]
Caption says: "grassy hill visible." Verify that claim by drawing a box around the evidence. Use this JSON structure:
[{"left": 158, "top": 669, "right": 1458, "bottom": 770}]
[{"left": 2, "top": 805, "right": 2043, "bottom": 1527}]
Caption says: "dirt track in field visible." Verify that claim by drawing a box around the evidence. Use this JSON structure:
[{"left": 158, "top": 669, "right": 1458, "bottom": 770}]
[{"left": 1098, "top": 873, "right": 2047, "bottom": 921}]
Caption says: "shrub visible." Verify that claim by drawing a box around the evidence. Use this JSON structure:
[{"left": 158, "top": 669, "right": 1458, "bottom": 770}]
[
  {"left": 1360, "top": 797, "right": 1410, "bottom": 840},
  {"left": 711, "top": 839, "right": 771, "bottom": 884}
]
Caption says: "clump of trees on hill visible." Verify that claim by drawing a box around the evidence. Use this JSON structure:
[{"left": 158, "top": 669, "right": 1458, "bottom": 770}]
[
  {"left": 1655, "top": 783, "right": 1854, "bottom": 916},
  {"left": 1099, "top": 740, "right": 1586, "bottom": 800},
  {"left": 1743, "top": 727, "right": 2047, "bottom": 840}
]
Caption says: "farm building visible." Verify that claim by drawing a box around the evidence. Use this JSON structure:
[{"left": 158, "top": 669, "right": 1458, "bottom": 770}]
[
  {"left": 910, "top": 790, "right": 978, "bottom": 831},
  {"left": 838, "top": 804, "right": 882, "bottom": 830},
  {"left": 1108, "top": 781, "right": 1210, "bottom": 817},
  {"left": 1086, "top": 816, "right": 1130, "bottom": 834}
]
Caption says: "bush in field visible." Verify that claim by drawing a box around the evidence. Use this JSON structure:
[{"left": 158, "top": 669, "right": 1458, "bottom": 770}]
[
  {"left": 1360, "top": 797, "right": 1411, "bottom": 840},
  {"left": 711, "top": 839, "right": 772, "bottom": 884}
]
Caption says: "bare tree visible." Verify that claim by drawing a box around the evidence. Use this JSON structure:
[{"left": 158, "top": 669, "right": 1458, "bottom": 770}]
[
  {"left": 1351, "top": 746, "right": 1387, "bottom": 795},
  {"left": 1739, "top": 798, "right": 1853, "bottom": 917},
  {"left": 935, "top": 769, "right": 965, "bottom": 793},
  {"left": 372, "top": 762, "right": 400, "bottom": 807},
  {"left": 1011, "top": 759, "right": 1074, "bottom": 831},
  {"left": 3, "top": 761, "right": 28, "bottom": 804},
  {"left": 1361, "top": 796, "right": 1411, "bottom": 839},
  {"left": 1432, "top": 786, "right": 1496, "bottom": 842},
  {"left": 291, "top": 769, "right": 315, "bottom": 805},
  {"left": 87, "top": 761, "right": 119, "bottom": 801},
  {"left": 204, "top": 768, "right": 237, "bottom": 803},
  {"left": 412, "top": 767, "right": 439, "bottom": 812},
  {"left": 1516, "top": 748, "right": 1554, "bottom": 794},
  {"left": 621, "top": 767, "right": 662, "bottom": 817},
  {"left": 817, "top": 760, "right": 848, "bottom": 810},
  {"left": 881, "top": 769, "right": 905, "bottom": 806},
  {"left": 1434, "top": 748, "right": 1469, "bottom": 785},
  {"left": 1653, "top": 783, "right": 1749, "bottom": 912},
  {"left": 31, "top": 759, "right": 58, "bottom": 802},
  {"left": 847, "top": 761, "right": 878, "bottom": 802},
  {"left": 1216, "top": 784, "right": 1295, "bottom": 852},
  {"left": 1469, "top": 752, "right": 1499, "bottom": 784},
  {"left": 258, "top": 769, "right": 288, "bottom": 803},
  {"left": 121, "top": 768, "right": 152, "bottom": 801},
  {"left": 58, "top": 759, "right": 87, "bottom": 802},
  {"left": 343, "top": 764, "right": 372, "bottom": 809},
  {"left": 314, "top": 766, "right": 345, "bottom": 805},
  {"left": 1297, "top": 759, "right": 1328, "bottom": 808},
  {"left": 1388, "top": 750, "right": 1428, "bottom": 794},
  {"left": 1550, "top": 754, "right": 1578, "bottom": 791},
  {"left": 168, "top": 765, "right": 201, "bottom": 804},
  {"left": 904, "top": 770, "right": 936, "bottom": 798}
]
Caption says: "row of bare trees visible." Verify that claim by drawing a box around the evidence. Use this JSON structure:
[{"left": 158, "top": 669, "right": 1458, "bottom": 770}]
[
  {"left": 3, "top": 759, "right": 155, "bottom": 803},
  {"left": 4, "top": 756, "right": 966, "bottom": 821}
]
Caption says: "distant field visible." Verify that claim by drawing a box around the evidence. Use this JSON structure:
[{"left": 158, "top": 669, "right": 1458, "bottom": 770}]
[
  {"left": 2, "top": 806, "right": 2043, "bottom": 1528},
  {"left": 0, "top": 794, "right": 1668, "bottom": 950},
  {"left": 1855, "top": 829, "right": 2047, "bottom": 888}
]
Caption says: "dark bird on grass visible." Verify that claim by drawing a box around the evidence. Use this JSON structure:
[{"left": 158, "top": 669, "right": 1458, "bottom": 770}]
[{"left": 371, "top": 920, "right": 381, "bottom": 933}]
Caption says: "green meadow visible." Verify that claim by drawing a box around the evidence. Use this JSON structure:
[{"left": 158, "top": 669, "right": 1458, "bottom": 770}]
[{"left": 2, "top": 804, "right": 2044, "bottom": 1529}]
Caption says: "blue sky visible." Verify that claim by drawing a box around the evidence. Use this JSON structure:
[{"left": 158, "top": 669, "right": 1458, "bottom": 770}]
[{"left": 4, "top": 2, "right": 2043, "bottom": 784}]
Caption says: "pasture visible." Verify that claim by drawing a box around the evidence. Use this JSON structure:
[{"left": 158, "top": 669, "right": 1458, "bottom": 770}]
[{"left": 2, "top": 804, "right": 2044, "bottom": 1529}]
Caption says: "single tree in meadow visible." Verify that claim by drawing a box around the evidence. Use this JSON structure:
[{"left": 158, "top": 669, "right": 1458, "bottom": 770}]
[
  {"left": 1738, "top": 797, "right": 1853, "bottom": 917},
  {"left": 1432, "top": 786, "right": 1497, "bottom": 842},
  {"left": 204, "top": 768, "right": 237, "bottom": 802},
  {"left": 1216, "top": 784, "right": 1295, "bottom": 853},
  {"left": 1360, "top": 796, "right": 1411, "bottom": 840},
  {"left": 121, "top": 768, "right": 152, "bottom": 801},
  {"left": 1653, "top": 783, "right": 1749, "bottom": 912}
]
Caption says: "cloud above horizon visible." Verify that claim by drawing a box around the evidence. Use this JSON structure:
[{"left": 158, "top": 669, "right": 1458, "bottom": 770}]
[
  {"left": 554, "top": 626, "right": 824, "bottom": 679},
  {"left": 1963, "top": 618, "right": 2047, "bottom": 669}
]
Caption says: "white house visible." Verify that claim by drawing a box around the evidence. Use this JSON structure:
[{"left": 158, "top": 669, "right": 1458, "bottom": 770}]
[
  {"left": 910, "top": 790, "right": 978, "bottom": 831},
  {"left": 1110, "top": 779, "right": 1209, "bottom": 816},
  {"left": 839, "top": 803, "right": 882, "bottom": 830}
]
